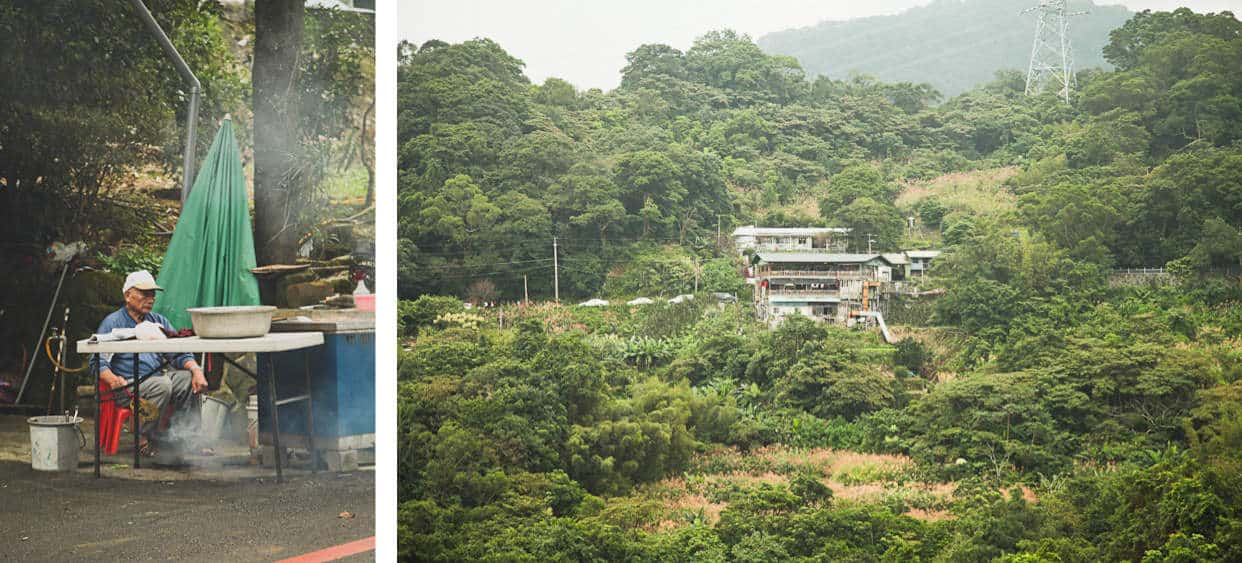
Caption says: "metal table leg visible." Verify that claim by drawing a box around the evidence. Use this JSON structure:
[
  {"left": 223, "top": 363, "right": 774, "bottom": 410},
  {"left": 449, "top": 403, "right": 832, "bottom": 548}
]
[
  {"left": 266, "top": 353, "right": 283, "bottom": 484},
  {"left": 304, "top": 350, "right": 316, "bottom": 473},
  {"left": 132, "top": 353, "right": 140, "bottom": 469},
  {"left": 94, "top": 360, "right": 100, "bottom": 478}
]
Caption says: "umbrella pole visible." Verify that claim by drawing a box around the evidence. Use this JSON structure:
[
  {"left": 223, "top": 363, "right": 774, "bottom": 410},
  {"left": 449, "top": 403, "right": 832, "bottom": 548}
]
[{"left": 15, "top": 260, "right": 71, "bottom": 404}]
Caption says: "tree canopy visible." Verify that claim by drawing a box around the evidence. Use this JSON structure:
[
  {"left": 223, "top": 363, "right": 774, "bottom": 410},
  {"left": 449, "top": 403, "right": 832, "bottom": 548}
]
[{"left": 399, "top": 9, "right": 1242, "bottom": 561}]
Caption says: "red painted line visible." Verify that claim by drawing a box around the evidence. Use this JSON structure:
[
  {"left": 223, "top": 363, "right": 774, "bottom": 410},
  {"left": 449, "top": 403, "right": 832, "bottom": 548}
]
[{"left": 276, "top": 536, "right": 375, "bottom": 563}]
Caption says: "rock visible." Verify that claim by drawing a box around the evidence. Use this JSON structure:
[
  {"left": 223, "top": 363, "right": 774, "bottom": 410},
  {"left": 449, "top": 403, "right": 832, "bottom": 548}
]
[
  {"left": 285, "top": 280, "right": 335, "bottom": 308},
  {"left": 327, "top": 273, "right": 354, "bottom": 294}
]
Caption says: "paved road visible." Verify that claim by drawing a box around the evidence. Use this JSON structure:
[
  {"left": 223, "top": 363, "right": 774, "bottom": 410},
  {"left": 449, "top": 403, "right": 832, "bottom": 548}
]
[{"left": 0, "top": 459, "right": 375, "bottom": 561}]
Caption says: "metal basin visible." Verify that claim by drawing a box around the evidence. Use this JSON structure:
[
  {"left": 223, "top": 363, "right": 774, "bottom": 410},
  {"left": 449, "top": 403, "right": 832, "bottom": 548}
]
[{"left": 187, "top": 306, "right": 276, "bottom": 338}]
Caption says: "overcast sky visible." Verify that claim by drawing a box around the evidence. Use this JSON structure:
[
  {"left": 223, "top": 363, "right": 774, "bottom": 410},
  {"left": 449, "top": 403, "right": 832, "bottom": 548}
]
[{"left": 400, "top": 0, "right": 1242, "bottom": 91}]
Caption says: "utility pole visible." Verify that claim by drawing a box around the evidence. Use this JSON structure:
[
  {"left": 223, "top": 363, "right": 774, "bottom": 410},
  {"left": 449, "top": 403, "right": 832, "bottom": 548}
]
[
  {"left": 1023, "top": 0, "right": 1085, "bottom": 103},
  {"left": 867, "top": 234, "right": 876, "bottom": 254},
  {"left": 694, "top": 258, "right": 700, "bottom": 293},
  {"left": 552, "top": 236, "right": 560, "bottom": 303},
  {"left": 523, "top": 274, "right": 529, "bottom": 305}
]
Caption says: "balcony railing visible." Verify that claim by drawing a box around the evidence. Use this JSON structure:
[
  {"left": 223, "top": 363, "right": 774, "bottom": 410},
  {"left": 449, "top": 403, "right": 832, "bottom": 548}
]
[
  {"left": 753, "top": 244, "right": 849, "bottom": 252},
  {"left": 765, "top": 270, "right": 872, "bottom": 280},
  {"left": 769, "top": 289, "right": 842, "bottom": 297}
]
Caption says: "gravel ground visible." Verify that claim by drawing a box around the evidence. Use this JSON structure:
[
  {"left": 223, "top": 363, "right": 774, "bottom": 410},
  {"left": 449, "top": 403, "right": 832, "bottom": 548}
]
[{"left": 0, "top": 414, "right": 375, "bottom": 562}]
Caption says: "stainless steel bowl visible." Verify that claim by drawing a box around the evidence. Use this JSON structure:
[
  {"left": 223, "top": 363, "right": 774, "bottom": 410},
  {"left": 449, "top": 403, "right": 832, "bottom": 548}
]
[{"left": 186, "top": 306, "right": 277, "bottom": 338}]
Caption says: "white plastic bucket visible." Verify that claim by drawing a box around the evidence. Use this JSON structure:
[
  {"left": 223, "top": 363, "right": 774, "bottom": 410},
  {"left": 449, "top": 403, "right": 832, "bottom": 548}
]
[
  {"left": 28, "top": 415, "right": 84, "bottom": 472},
  {"left": 201, "top": 395, "right": 235, "bottom": 443}
]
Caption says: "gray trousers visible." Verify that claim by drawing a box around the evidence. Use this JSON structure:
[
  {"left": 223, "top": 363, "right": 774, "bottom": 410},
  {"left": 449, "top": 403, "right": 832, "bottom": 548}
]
[{"left": 137, "top": 370, "right": 201, "bottom": 443}]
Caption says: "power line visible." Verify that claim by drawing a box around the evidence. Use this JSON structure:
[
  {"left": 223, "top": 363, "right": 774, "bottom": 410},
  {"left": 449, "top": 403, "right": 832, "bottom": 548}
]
[
  {"left": 413, "top": 258, "right": 554, "bottom": 270},
  {"left": 405, "top": 245, "right": 547, "bottom": 258},
  {"left": 408, "top": 235, "right": 691, "bottom": 256},
  {"left": 427, "top": 264, "right": 555, "bottom": 280}
]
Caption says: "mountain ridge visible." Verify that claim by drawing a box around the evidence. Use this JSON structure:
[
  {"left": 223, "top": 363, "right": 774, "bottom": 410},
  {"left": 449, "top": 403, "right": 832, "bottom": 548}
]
[{"left": 758, "top": 0, "right": 1132, "bottom": 97}]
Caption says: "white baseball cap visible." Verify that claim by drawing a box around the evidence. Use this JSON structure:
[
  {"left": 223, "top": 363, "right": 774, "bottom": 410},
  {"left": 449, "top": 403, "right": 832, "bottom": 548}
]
[{"left": 122, "top": 270, "right": 163, "bottom": 294}]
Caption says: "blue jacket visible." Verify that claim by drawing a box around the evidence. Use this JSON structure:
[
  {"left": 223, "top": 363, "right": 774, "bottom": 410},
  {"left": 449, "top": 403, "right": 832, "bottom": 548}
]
[{"left": 90, "top": 308, "right": 194, "bottom": 381}]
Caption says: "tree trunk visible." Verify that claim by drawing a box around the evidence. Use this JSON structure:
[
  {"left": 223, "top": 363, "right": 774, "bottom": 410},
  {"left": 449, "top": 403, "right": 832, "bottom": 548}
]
[
  {"left": 362, "top": 100, "right": 375, "bottom": 208},
  {"left": 253, "top": 0, "right": 304, "bottom": 266}
]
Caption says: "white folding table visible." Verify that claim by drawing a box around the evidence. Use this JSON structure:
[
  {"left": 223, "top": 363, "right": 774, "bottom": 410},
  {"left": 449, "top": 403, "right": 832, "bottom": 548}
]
[{"left": 76, "top": 332, "right": 325, "bottom": 483}]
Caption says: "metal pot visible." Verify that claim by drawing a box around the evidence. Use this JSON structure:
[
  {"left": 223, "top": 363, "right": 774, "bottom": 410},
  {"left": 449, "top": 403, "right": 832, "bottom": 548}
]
[{"left": 186, "top": 306, "right": 276, "bottom": 338}]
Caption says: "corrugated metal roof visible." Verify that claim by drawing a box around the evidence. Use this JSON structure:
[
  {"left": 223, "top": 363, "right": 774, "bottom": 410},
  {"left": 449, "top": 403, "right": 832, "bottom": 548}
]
[
  {"left": 757, "top": 252, "right": 892, "bottom": 264},
  {"left": 906, "top": 250, "right": 942, "bottom": 258},
  {"left": 882, "top": 253, "right": 909, "bottom": 264}
]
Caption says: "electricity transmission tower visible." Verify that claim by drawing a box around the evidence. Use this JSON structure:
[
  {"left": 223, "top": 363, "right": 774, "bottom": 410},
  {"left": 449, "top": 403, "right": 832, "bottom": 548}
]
[{"left": 1023, "top": 0, "right": 1085, "bottom": 103}]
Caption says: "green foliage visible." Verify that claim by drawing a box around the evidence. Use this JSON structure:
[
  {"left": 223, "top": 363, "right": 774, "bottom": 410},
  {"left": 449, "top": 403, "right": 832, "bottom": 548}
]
[
  {"left": 96, "top": 245, "right": 165, "bottom": 277},
  {"left": 299, "top": 8, "right": 375, "bottom": 175},
  {"left": 833, "top": 196, "right": 906, "bottom": 252},
  {"left": 759, "top": 0, "right": 1129, "bottom": 98},
  {"left": 622, "top": 336, "right": 675, "bottom": 369},
  {"left": 398, "top": 295, "right": 462, "bottom": 337},
  {"left": 397, "top": 28, "right": 1060, "bottom": 300},
  {"left": 941, "top": 488, "right": 1044, "bottom": 561},
  {"left": 0, "top": 0, "right": 243, "bottom": 244},
  {"left": 698, "top": 258, "right": 745, "bottom": 296},
  {"left": 777, "top": 337, "right": 896, "bottom": 420},
  {"left": 398, "top": 10, "right": 1242, "bottom": 561},
  {"left": 942, "top": 216, "right": 977, "bottom": 247},
  {"left": 893, "top": 338, "right": 931, "bottom": 377},
  {"left": 907, "top": 371, "right": 1070, "bottom": 479},
  {"left": 818, "top": 163, "right": 900, "bottom": 213},
  {"left": 916, "top": 197, "right": 949, "bottom": 228},
  {"left": 600, "top": 246, "right": 696, "bottom": 297},
  {"left": 789, "top": 470, "right": 833, "bottom": 505}
]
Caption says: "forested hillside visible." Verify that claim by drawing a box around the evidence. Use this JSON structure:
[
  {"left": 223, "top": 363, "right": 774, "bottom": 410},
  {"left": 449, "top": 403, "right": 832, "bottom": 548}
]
[
  {"left": 400, "top": 8, "right": 1242, "bottom": 561},
  {"left": 758, "top": 0, "right": 1131, "bottom": 97}
]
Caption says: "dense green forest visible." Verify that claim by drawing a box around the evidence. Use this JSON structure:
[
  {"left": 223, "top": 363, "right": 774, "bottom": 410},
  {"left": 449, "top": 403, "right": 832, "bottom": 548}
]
[
  {"left": 758, "top": 0, "right": 1132, "bottom": 98},
  {"left": 399, "top": 8, "right": 1242, "bottom": 561}
]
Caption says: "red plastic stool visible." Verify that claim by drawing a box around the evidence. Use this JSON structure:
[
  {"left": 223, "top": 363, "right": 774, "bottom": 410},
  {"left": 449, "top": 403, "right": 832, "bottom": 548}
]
[{"left": 98, "top": 381, "right": 133, "bottom": 455}]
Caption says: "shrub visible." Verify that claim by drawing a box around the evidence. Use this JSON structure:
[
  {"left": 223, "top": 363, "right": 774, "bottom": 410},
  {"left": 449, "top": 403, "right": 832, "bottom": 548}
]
[{"left": 399, "top": 295, "right": 463, "bottom": 336}]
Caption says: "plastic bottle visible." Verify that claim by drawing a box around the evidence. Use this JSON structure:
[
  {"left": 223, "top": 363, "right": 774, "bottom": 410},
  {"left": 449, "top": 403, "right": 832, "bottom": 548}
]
[{"left": 353, "top": 279, "right": 375, "bottom": 311}]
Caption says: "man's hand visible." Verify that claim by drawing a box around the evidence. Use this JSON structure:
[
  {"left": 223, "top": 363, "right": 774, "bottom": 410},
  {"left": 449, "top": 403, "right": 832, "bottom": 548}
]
[
  {"left": 101, "top": 371, "right": 128, "bottom": 391},
  {"left": 190, "top": 368, "right": 208, "bottom": 394}
]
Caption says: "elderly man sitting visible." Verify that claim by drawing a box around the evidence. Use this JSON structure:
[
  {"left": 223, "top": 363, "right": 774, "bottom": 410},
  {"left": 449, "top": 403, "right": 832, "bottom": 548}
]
[{"left": 91, "top": 270, "right": 207, "bottom": 457}]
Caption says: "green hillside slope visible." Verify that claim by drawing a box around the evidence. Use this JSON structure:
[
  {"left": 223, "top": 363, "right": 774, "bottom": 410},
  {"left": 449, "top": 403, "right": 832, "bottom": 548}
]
[{"left": 758, "top": 0, "right": 1131, "bottom": 97}]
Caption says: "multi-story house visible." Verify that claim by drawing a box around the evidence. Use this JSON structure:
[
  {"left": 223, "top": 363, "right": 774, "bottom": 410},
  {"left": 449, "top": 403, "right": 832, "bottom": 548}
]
[
  {"left": 738, "top": 227, "right": 943, "bottom": 329},
  {"left": 753, "top": 252, "right": 898, "bottom": 325},
  {"left": 731, "top": 225, "right": 851, "bottom": 254}
]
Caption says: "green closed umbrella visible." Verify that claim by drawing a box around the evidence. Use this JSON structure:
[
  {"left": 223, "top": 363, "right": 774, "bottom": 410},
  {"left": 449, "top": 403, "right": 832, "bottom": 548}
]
[{"left": 154, "top": 118, "right": 261, "bottom": 329}]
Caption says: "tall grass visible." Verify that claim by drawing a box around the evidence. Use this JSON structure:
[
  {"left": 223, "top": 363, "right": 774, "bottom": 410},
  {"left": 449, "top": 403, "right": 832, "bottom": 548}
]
[{"left": 897, "top": 166, "right": 1019, "bottom": 217}]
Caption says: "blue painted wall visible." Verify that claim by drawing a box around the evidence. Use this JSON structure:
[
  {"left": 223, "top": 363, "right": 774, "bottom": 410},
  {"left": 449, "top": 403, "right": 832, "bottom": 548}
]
[{"left": 257, "top": 330, "right": 375, "bottom": 438}]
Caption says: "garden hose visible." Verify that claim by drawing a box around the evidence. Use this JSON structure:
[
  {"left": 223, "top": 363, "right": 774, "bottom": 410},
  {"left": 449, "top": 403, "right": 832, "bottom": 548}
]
[{"left": 45, "top": 335, "right": 87, "bottom": 373}]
